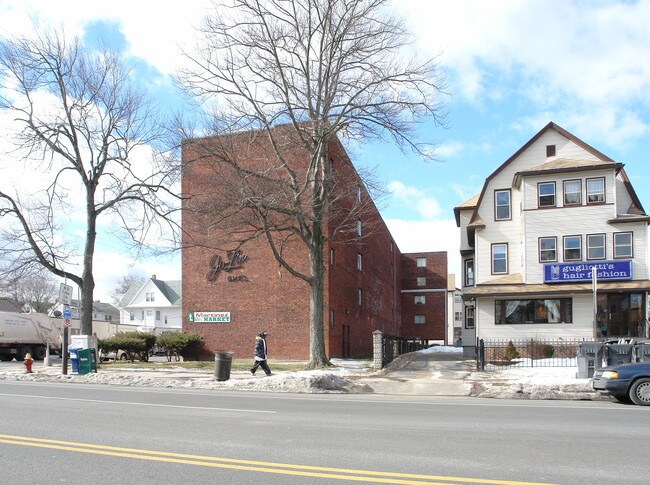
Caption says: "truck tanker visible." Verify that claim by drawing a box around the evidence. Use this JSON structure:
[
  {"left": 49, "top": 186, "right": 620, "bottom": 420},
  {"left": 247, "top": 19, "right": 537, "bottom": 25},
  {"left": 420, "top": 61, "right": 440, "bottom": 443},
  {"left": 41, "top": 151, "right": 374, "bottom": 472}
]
[{"left": 0, "top": 312, "right": 62, "bottom": 361}]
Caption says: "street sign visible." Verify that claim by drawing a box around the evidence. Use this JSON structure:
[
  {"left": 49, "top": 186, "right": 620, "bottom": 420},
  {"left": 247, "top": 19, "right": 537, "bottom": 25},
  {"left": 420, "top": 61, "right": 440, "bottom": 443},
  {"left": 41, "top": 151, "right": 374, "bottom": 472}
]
[
  {"left": 63, "top": 305, "right": 71, "bottom": 319},
  {"left": 59, "top": 283, "right": 73, "bottom": 305},
  {"left": 64, "top": 318, "right": 71, "bottom": 327}
]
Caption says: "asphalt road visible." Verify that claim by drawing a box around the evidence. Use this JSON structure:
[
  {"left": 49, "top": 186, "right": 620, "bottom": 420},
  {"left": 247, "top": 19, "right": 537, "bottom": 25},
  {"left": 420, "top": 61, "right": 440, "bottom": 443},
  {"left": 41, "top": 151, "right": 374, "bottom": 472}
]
[{"left": 0, "top": 380, "right": 647, "bottom": 485}]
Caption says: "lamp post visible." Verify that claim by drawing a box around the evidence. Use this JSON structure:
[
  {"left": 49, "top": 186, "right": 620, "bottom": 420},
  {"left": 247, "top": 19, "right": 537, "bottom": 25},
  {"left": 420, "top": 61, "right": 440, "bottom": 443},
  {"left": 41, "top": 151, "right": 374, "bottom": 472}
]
[{"left": 592, "top": 267, "right": 598, "bottom": 340}]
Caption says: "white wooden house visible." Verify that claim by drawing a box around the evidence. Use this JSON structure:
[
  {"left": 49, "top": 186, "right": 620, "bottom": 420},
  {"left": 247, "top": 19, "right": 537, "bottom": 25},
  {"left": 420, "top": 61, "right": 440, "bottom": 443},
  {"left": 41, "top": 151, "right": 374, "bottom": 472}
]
[
  {"left": 118, "top": 275, "right": 182, "bottom": 335},
  {"left": 454, "top": 122, "right": 650, "bottom": 351}
]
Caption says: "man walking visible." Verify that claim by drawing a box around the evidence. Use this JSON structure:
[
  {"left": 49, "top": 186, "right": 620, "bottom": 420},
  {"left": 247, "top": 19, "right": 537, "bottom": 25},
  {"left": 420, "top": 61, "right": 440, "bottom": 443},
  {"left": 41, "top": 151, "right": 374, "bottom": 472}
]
[{"left": 250, "top": 331, "right": 272, "bottom": 376}]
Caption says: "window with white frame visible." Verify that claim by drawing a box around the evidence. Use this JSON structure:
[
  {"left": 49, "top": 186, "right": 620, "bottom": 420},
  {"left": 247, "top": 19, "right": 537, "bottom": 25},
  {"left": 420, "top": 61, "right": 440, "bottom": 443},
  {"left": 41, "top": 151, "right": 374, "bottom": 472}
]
[
  {"left": 146, "top": 292, "right": 155, "bottom": 302},
  {"left": 465, "top": 306, "right": 475, "bottom": 329},
  {"left": 464, "top": 259, "right": 474, "bottom": 286},
  {"left": 563, "top": 179, "right": 581, "bottom": 206},
  {"left": 416, "top": 257, "right": 426, "bottom": 267},
  {"left": 539, "top": 237, "right": 557, "bottom": 262},
  {"left": 491, "top": 243, "right": 508, "bottom": 274},
  {"left": 130, "top": 312, "right": 134, "bottom": 321},
  {"left": 156, "top": 311, "right": 161, "bottom": 321},
  {"left": 414, "top": 315, "right": 425, "bottom": 325},
  {"left": 417, "top": 276, "right": 426, "bottom": 287},
  {"left": 614, "top": 232, "right": 633, "bottom": 258},
  {"left": 357, "top": 185, "right": 362, "bottom": 203},
  {"left": 587, "top": 234, "right": 606, "bottom": 260},
  {"left": 146, "top": 310, "right": 153, "bottom": 316},
  {"left": 586, "top": 177, "right": 605, "bottom": 204},
  {"left": 414, "top": 295, "right": 426, "bottom": 305},
  {"left": 494, "top": 190, "right": 511, "bottom": 220},
  {"left": 455, "top": 311, "right": 462, "bottom": 321},
  {"left": 538, "top": 182, "right": 556, "bottom": 207},
  {"left": 357, "top": 253, "right": 362, "bottom": 271},
  {"left": 563, "top": 235, "right": 581, "bottom": 261}
]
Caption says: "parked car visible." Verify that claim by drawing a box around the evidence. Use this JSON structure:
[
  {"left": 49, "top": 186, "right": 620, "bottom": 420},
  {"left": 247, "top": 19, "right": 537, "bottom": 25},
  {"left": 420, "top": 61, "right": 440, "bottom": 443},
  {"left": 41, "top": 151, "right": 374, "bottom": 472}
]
[
  {"left": 592, "top": 362, "right": 650, "bottom": 405},
  {"left": 99, "top": 349, "right": 128, "bottom": 362}
]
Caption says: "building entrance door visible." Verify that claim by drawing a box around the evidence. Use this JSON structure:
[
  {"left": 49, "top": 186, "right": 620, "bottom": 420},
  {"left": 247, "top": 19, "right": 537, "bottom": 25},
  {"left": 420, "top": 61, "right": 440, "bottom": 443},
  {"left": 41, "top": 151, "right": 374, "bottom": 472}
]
[
  {"left": 341, "top": 325, "right": 350, "bottom": 358},
  {"left": 599, "top": 292, "right": 645, "bottom": 338}
]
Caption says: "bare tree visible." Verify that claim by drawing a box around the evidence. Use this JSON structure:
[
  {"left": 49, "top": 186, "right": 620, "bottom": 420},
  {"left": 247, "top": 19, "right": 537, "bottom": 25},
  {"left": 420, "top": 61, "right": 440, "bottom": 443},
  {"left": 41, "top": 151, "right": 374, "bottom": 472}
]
[
  {"left": 0, "top": 269, "right": 58, "bottom": 314},
  {"left": 110, "top": 271, "right": 148, "bottom": 305},
  {"left": 180, "top": 0, "right": 446, "bottom": 368},
  {"left": 0, "top": 29, "right": 180, "bottom": 334}
]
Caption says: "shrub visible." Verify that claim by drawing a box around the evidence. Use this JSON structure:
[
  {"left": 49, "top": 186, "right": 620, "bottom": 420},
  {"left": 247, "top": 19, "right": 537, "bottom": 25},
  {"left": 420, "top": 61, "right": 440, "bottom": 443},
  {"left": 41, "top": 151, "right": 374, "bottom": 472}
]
[
  {"left": 155, "top": 332, "right": 204, "bottom": 361},
  {"left": 504, "top": 340, "right": 520, "bottom": 361},
  {"left": 99, "top": 332, "right": 156, "bottom": 361}
]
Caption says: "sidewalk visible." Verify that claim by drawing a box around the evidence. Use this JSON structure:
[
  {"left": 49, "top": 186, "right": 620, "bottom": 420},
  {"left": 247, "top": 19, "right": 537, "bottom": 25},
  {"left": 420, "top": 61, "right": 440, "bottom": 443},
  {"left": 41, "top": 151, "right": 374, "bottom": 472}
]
[{"left": 0, "top": 350, "right": 601, "bottom": 400}]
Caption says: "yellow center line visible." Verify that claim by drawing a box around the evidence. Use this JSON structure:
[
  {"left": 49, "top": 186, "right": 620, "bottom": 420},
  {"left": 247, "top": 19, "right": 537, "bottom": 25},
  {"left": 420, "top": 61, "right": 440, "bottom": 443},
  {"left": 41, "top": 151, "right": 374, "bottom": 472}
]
[{"left": 0, "top": 434, "right": 558, "bottom": 485}]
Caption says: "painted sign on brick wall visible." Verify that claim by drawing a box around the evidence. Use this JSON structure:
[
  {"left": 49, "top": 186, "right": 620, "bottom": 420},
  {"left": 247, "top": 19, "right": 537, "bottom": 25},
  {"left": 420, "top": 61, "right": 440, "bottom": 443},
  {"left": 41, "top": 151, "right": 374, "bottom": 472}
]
[{"left": 188, "top": 311, "right": 231, "bottom": 323}]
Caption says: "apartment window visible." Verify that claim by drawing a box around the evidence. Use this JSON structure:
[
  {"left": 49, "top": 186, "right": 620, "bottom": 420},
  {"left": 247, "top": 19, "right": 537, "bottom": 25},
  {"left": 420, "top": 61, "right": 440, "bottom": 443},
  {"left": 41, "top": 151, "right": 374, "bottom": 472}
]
[
  {"left": 156, "top": 311, "right": 161, "bottom": 321},
  {"left": 329, "top": 158, "right": 334, "bottom": 173},
  {"left": 414, "top": 295, "right": 426, "bottom": 305},
  {"left": 465, "top": 307, "right": 475, "bottom": 329},
  {"left": 455, "top": 312, "right": 462, "bottom": 321},
  {"left": 146, "top": 292, "right": 155, "bottom": 302},
  {"left": 563, "top": 235, "right": 582, "bottom": 261},
  {"left": 414, "top": 315, "right": 426, "bottom": 325},
  {"left": 586, "top": 177, "right": 605, "bottom": 204},
  {"left": 129, "top": 312, "right": 134, "bottom": 321},
  {"left": 330, "top": 248, "right": 334, "bottom": 265},
  {"left": 357, "top": 185, "right": 362, "bottom": 203},
  {"left": 587, "top": 234, "right": 606, "bottom": 260},
  {"left": 358, "top": 288, "right": 362, "bottom": 306},
  {"left": 563, "top": 179, "right": 581, "bottom": 206},
  {"left": 416, "top": 257, "right": 426, "bottom": 268},
  {"left": 494, "top": 189, "right": 511, "bottom": 220},
  {"left": 390, "top": 241, "right": 393, "bottom": 253},
  {"left": 546, "top": 145, "right": 556, "bottom": 157},
  {"left": 539, "top": 237, "right": 557, "bottom": 262},
  {"left": 330, "top": 309, "right": 335, "bottom": 329},
  {"left": 538, "top": 182, "right": 556, "bottom": 208},
  {"left": 495, "top": 298, "right": 573, "bottom": 324},
  {"left": 464, "top": 259, "right": 474, "bottom": 286},
  {"left": 614, "top": 232, "right": 633, "bottom": 258},
  {"left": 491, "top": 243, "right": 508, "bottom": 274},
  {"left": 417, "top": 276, "right": 426, "bottom": 287},
  {"left": 357, "top": 219, "right": 362, "bottom": 237},
  {"left": 357, "top": 253, "right": 362, "bottom": 271}
]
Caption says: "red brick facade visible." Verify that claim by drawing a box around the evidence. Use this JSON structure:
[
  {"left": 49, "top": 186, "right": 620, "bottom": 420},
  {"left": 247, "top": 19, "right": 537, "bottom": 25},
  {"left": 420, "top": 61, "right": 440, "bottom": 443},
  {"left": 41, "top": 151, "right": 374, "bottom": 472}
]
[{"left": 181, "top": 130, "right": 447, "bottom": 360}]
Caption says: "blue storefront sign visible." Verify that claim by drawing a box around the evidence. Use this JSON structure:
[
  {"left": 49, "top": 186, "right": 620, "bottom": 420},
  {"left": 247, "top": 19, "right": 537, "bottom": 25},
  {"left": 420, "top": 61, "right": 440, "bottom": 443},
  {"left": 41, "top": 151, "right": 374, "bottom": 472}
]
[{"left": 544, "top": 260, "right": 632, "bottom": 283}]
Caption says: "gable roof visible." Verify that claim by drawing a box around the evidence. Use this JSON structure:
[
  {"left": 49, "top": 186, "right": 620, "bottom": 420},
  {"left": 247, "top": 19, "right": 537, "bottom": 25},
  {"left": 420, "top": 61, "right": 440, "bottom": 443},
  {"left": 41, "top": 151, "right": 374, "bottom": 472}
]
[
  {"left": 119, "top": 277, "right": 182, "bottom": 307},
  {"left": 469, "top": 122, "right": 645, "bottom": 226},
  {"left": 0, "top": 297, "right": 23, "bottom": 313}
]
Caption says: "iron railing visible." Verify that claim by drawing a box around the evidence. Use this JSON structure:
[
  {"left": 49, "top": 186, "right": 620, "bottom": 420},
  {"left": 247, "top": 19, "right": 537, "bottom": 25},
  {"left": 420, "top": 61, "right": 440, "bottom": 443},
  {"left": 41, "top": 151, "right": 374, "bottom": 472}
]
[
  {"left": 381, "top": 335, "right": 429, "bottom": 368},
  {"left": 476, "top": 337, "right": 586, "bottom": 370}
]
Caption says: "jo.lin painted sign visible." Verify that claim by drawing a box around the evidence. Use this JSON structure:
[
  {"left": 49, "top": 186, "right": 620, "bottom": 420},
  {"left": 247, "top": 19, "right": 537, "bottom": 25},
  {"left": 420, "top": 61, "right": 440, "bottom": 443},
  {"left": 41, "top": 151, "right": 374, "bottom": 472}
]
[
  {"left": 188, "top": 311, "right": 231, "bottom": 323},
  {"left": 544, "top": 260, "right": 632, "bottom": 283}
]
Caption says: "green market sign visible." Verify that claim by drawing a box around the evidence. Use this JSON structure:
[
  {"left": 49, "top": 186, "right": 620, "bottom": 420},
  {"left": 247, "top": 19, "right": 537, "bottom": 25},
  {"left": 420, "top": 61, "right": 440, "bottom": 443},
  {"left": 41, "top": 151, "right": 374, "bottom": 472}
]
[{"left": 188, "top": 311, "right": 231, "bottom": 323}]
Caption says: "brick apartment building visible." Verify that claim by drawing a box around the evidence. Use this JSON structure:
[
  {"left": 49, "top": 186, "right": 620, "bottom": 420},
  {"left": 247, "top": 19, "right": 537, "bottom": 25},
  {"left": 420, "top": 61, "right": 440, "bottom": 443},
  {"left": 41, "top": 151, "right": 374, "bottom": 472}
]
[{"left": 181, "top": 127, "right": 448, "bottom": 360}]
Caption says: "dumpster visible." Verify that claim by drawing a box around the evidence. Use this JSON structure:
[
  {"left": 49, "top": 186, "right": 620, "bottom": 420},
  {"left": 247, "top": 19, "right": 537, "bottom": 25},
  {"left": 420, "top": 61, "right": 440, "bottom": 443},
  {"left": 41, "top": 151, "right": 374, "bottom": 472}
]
[
  {"left": 77, "top": 348, "right": 97, "bottom": 375},
  {"left": 606, "top": 343, "right": 634, "bottom": 366},
  {"left": 636, "top": 344, "right": 650, "bottom": 363},
  {"left": 214, "top": 351, "right": 233, "bottom": 381},
  {"left": 577, "top": 342, "right": 604, "bottom": 378},
  {"left": 69, "top": 347, "right": 79, "bottom": 375}
]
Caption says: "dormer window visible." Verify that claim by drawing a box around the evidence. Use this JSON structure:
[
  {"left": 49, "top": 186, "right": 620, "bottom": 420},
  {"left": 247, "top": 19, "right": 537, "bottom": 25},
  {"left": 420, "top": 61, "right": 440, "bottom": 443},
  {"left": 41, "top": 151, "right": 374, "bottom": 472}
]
[{"left": 546, "top": 145, "right": 556, "bottom": 157}]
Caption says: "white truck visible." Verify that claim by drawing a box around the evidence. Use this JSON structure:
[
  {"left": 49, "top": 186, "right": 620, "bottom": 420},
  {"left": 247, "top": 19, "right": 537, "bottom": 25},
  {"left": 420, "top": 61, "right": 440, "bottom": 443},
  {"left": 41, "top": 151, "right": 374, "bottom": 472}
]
[{"left": 0, "top": 312, "right": 62, "bottom": 361}]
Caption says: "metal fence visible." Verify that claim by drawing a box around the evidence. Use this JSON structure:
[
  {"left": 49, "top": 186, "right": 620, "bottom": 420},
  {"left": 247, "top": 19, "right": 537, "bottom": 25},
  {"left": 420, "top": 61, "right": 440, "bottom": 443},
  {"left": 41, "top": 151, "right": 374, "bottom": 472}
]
[
  {"left": 380, "top": 335, "right": 429, "bottom": 368},
  {"left": 476, "top": 337, "right": 586, "bottom": 370}
]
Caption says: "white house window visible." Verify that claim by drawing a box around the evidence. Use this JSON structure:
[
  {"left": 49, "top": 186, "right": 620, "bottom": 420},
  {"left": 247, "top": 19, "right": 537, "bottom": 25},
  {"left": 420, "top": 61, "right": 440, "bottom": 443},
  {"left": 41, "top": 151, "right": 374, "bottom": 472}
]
[
  {"left": 417, "top": 276, "right": 426, "bottom": 287},
  {"left": 495, "top": 299, "right": 572, "bottom": 324},
  {"left": 491, "top": 243, "right": 508, "bottom": 274},
  {"left": 416, "top": 257, "right": 426, "bottom": 268},
  {"left": 494, "top": 190, "right": 511, "bottom": 220},
  {"left": 130, "top": 312, "right": 134, "bottom": 321},
  {"left": 614, "top": 232, "right": 633, "bottom": 258},
  {"left": 146, "top": 310, "right": 153, "bottom": 316},
  {"left": 141, "top": 310, "right": 144, "bottom": 320},
  {"left": 465, "top": 307, "right": 475, "bottom": 329},
  {"left": 586, "top": 177, "right": 605, "bottom": 204},
  {"left": 587, "top": 234, "right": 606, "bottom": 260},
  {"left": 563, "top": 179, "right": 581, "bottom": 206},
  {"left": 357, "top": 253, "right": 362, "bottom": 271},
  {"left": 414, "top": 315, "right": 425, "bottom": 325},
  {"left": 164, "top": 316, "right": 168, "bottom": 324},
  {"left": 464, "top": 259, "right": 474, "bottom": 286},
  {"left": 146, "top": 292, "right": 155, "bottom": 302},
  {"left": 538, "top": 182, "right": 556, "bottom": 207},
  {"left": 414, "top": 295, "right": 426, "bottom": 305},
  {"left": 156, "top": 311, "right": 161, "bottom": 321},
  {"left": 539, "top": 237, "right": 557, "bottom": 262},
  {"left": 563, "top": 235, "right": 582, "bottom": 261}
]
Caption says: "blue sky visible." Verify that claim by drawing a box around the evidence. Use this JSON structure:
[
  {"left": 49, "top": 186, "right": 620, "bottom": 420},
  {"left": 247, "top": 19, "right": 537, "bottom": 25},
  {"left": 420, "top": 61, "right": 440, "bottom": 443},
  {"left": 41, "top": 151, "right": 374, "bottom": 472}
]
[{"left": 1, "top": 0, "right": 649, "bottom": 301}]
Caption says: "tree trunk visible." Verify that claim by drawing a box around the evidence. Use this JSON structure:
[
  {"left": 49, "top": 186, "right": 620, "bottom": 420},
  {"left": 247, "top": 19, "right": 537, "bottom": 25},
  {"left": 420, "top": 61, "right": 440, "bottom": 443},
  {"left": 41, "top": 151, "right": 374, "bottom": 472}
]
[
  {"left": 80, "top": 194, "right": 97, "bottom": 336},
  {"left": 307, "top": 237, "right": 329, "bottom": 369}
]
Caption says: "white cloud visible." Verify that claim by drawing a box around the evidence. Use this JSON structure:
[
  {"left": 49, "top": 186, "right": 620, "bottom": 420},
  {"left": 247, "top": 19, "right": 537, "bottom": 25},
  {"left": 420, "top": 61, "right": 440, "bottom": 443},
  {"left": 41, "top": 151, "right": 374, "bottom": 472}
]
[
  {"left": 388, "top": 180, "right": 443, "bottom": 219},
  {"left": 436, "top": 140, "right": 465, "bottom": 159}
]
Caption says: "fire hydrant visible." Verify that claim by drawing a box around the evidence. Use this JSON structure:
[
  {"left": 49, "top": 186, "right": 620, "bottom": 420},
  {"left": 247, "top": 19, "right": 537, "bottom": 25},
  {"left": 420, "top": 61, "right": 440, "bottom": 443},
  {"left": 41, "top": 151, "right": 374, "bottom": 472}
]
[{"left": 23, "top": 353, "right": 33, "bottom": 373}]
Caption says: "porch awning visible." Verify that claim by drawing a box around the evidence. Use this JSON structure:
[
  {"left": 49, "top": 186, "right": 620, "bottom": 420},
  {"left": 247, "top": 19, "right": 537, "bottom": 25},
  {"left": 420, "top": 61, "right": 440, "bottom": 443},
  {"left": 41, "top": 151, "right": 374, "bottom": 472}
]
[{"left": 462, "top": 280, "right": 650, "bottom": 300}]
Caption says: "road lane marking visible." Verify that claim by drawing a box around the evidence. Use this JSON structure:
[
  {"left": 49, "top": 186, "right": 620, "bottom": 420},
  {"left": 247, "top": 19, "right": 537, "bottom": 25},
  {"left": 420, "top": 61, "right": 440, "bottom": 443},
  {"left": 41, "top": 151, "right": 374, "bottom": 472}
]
[
  {"left": 0, "top": 393, "right": 275, "bottom": 413},
  {"left": 0, "top": 434, "right": 558, "bottom": 485}
]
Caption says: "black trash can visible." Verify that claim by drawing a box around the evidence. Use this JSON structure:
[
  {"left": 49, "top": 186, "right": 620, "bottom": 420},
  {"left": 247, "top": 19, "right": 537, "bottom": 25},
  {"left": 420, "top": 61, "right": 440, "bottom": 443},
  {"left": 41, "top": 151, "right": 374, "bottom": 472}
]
[{"left": 214, "top": 351, "right": 233, "bottom": 381}]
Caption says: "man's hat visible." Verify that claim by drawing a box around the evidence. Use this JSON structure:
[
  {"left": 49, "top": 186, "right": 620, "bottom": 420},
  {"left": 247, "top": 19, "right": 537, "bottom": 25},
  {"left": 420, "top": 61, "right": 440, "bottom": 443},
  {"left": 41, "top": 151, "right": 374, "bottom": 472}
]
[{"left": 260, "top": 331, "right": 268, "bottom": 337}]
